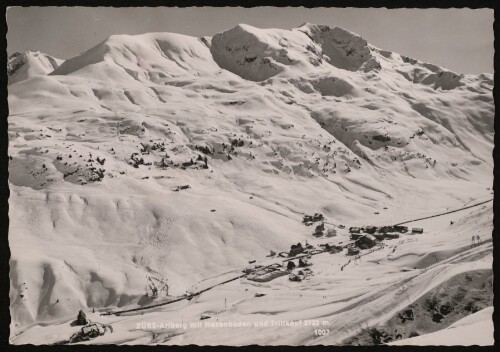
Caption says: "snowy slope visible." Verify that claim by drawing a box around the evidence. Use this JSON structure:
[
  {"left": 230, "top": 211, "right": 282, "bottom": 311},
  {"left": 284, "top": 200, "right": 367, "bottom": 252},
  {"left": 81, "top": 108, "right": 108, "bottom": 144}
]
[
  {"left": 10, "top": 203, "right": 493, "bottom": 345},
  {"left": 7, "top": 23, "right": 493, "bottom": 344},
  {"left": 8, "top": 51, "right": 64, "bottom": 85}
]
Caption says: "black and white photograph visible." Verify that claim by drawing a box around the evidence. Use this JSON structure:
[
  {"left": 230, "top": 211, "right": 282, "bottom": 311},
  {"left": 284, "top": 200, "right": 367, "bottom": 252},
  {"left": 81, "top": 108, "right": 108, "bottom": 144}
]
[{"left": 5, "top": 5, "right": 495, "bottom": 345}]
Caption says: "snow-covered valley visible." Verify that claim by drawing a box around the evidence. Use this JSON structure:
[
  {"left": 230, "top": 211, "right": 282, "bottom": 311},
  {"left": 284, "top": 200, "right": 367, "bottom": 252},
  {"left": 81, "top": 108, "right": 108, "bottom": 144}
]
[{"left": 7, "top": 23, "right": 493, "bottom": 345}]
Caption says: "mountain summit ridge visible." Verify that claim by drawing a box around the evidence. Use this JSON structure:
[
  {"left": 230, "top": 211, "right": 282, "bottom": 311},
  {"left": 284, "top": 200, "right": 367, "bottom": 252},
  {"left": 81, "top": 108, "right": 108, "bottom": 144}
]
[
  {"left": 7, "top": 50, "right": 64, "bottom": 85},
  {"left": 10, "top": 23, "right": 488, "bottom": 85}
]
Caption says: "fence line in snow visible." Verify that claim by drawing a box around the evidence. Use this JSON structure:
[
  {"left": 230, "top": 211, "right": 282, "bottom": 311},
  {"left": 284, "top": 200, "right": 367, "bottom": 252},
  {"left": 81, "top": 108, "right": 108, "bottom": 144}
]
[{"left": 394, "top": 199, "right": 492, "bottom": 226}]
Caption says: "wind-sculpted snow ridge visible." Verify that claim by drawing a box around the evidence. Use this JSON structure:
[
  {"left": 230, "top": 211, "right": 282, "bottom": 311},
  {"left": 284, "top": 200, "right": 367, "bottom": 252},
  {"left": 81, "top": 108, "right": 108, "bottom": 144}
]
[
  {"left": 296, "top": 23, "right": 378, "bottom": 72},
  {"left": 7, "top": 23, "right": 493, "bottom": 343},
  {"left": 8, "top": 51, "right": 64, "bottom": 85},
  {"left": 210, "top": 23, "right": 380, "bottom": 81}
]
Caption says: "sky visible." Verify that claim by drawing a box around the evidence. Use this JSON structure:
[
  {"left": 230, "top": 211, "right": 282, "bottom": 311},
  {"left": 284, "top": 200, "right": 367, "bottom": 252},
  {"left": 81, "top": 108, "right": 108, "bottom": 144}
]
[{"left": 6, "top": 7, "right": 494, "bottom": 74}]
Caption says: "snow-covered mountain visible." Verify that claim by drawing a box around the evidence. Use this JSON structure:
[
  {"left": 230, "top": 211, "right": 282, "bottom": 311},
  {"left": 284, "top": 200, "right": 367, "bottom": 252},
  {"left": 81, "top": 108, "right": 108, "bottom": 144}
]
[
  {"left": 7, "top": 50, "right": 64, "bottom": 85},
  {"left": 8, "top": 24, "right": 493, "bottom": 345}
]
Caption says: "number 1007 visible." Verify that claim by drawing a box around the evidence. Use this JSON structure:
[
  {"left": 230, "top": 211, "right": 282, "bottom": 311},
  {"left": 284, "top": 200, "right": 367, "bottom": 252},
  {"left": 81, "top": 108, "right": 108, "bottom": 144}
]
[{"left": 314, "top": 329, "right": 330, "bottom": 336}]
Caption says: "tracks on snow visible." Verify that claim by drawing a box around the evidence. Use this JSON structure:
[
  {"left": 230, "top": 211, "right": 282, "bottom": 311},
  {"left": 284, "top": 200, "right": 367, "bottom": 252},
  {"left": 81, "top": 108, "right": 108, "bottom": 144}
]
[{"left": 394, "top": 199, "right": 492, "bottom": 225}]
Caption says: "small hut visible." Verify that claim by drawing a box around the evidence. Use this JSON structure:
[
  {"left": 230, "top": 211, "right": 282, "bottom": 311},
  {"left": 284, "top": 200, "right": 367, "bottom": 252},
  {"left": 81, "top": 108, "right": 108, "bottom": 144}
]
[{"left": 326, "top": 228, "right": 337, "bottom": 237}]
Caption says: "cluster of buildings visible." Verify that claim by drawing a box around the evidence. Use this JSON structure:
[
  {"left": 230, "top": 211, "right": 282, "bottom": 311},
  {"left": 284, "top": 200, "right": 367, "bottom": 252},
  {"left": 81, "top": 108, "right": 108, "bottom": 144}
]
[
  {"left": 347, "top": 225, "right": 424, "bottom": 253},
  {"left": 245, "top": 254, "right": 313, "bottom": 283},
  {"left": 243, "top": 223, "right": 425, "bottom": 284}
]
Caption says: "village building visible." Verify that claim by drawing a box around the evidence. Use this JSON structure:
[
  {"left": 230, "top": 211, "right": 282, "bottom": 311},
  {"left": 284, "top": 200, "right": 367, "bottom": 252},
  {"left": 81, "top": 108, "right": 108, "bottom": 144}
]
[
  {"left": 288, "top": 243, "right": 304, "bottom": 257},
  {"left": 350, "top": 233, "right": 364, "bottom": 240},
  {"left": 355, "top": 234, "right": 377, "bottom": 249},
  {"left": 69, "top": 323, "right": 108, "bottom": 343},
  {"left": 313, "top": 223, "right": 325, "bottom": 237},
  {"left": 267, "top": 250, "right": 276, "bottom": 257},
  {"left": 248, "top": 270, "right": 288, "bottom": 282},
  {"left": 319, "top": 242, "right": 343, "bottom": 253},
  {"left": 411, "top": 227, "right": 424, "bottom": 234},
  {"left": 347, "top": 245, "right": 360, "bottom": 256},
  {"left": 319, "top": 242, "right": 332, "bottom": 250},
  {"left": 349, "top": 227, "right": 361, "bottom": 234},
  {"left": 81, "top": 324, "right": 102, "bottom": 337},
  {"left": 76, "top": 310, "right": 87, "bottom": 326},
  {"left": 394, "top": 225, "right": 409, "bottom": 233},
  {"left": 329, "top": 245, "right": 343, "bottom": 254},
  {"left": 326, "top": 228, "right": 337, "bottom": 237},
  {"left": 378, "top": 225, "right": 395, "bottom": 233},
  {"left": 373, "top": 233, "right": 385, "bottom": 241},
  {"left": 298, "top": 258, "right": 310, "bottom": 267},
  {"left": 365, "top": 225, "right": 377, "bottom": 234}
]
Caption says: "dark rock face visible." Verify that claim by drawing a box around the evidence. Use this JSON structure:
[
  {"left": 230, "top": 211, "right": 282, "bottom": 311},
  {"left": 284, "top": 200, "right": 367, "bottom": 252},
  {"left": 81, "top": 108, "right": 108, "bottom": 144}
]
[{"left": 343, "top": 270, "right": 493, "bottom": 345}]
